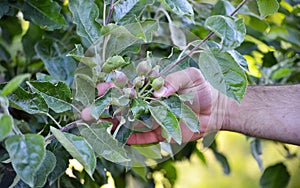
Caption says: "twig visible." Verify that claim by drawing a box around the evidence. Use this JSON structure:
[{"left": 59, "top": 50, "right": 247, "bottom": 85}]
[
  {"left": 105, "top": 0, "right": 115, "bottom": 25},
  {"left": 45, "top": 120, "right": 84, "bottom": 142},
  {"left": 159, "top": 0, "right": 248, "bottom": 76}
]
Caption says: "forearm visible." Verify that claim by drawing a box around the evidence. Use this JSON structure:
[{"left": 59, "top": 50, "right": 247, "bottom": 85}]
[{"left": 222, "top": 85, "right": 300, "bottom": 145}]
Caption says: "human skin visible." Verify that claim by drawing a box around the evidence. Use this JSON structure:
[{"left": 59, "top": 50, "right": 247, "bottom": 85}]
[
  {"left": 82, "top": 68, "right": 300, "bottom": 146},
  {"left": 126, "top": 68, "right": 300, "bottom": 146}
]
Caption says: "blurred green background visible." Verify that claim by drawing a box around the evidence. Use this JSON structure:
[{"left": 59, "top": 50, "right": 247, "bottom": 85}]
[{"left": 174, "top": 132, "right": 300, "bottom": 188}]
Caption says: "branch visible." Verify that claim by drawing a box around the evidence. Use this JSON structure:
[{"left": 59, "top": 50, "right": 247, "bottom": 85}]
[
  {"left": 160, "top": 0, "right": 248, "bottom": 76},
  {"left": 105, "top": 0, "right": 115, "bottom": 25}
]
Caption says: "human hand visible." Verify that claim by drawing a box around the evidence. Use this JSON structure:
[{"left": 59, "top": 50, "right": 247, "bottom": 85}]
[
  {"left": 81, "top": 67, "right": 223, "bottom": 145},
  {"left": 126, "top": 67, "right": 215, "bottom": 144}
]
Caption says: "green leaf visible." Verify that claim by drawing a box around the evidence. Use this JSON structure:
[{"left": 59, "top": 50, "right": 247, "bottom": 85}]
[
  {"left": 47, "top": 145, "right": 70, "bottom": 185},
  {"left": 256, "top": 0, "right": 279, "bottom": 18},
  {"left": 35, "top": 39, "right": 78, "bottom": 86},
  {"left": 22, "top": 0, "right": 67, "bottom": 31},
  {"left": 50, "top": 127, "right": 96, "bottom": 178},
  {"left": 213, "top": 150, "right": 230, "bottom": 175},
  {"left": 198, "top": 49, "right": 247, "bottom": 102},
  {"left": 211, "top": 0, "right": 235, "bottom": 16},
  {"left": 67, "top": 44, "right": 97, "bottom": 67},
  {"left": 22, "top": 23, "right": 44, "bottom": 59},
  {"left": 132, "top": 144, "right": 162, "bottom": 159},
  {"left": 5, "top": 134, "right": 45, "bottom": 187},
  {"left": 251, "top": 138, "right": 263, "bottom": 171},
  {"left": 68, "top": 0, "right": 102, "bottom": 47},
  {"left": 0, "top": 1, "right": 9, "bottom": 19},
  {"left": 272, "top": 68, "right": 293, "bottom": 80},
  {"left": 160, "top": 0, "right": 194, "bottom": 18},
  {"left": 101, "top": 24, "right": 144, "bottom": 57},
  {"left": 141, "top": 20, "right": 159, "bottom": 42},
  {"left": 205, "top": 16, "right": 246, "bottom": 50},
  {"left": 180, "top": 104, "right": 200, "bottom": 132},
  {"left": 0, "top": 43, "right": 10, "bottom": 61},
  {"left": 130, "top": 98, "right": 149, "bottom": 119},
  {"left": 114, "top": 0, "right": 154, "bottom": 24},
  {"left": 0, "top": 114, "right": 13, "bottom": 141},
  {"left": 89, "top": 88, "right": 118, "bottom": 120},
  {"left": 0, "top": 16, "right": 22, "bottom": 44},
  {"left": 27, "top": 81, "right": 72, "bottom": 113},
  {"left": 260, "top": 163, "right": 290, "bottom": 188},
  {"left": 102, "top": 55, "right": 127, "bottom": 73},
  {"left": 8, "top": 87, "right": 49, "bottom": 114},
  {"left": 79, "top": 122, "right": 130, "bottom": 163},
  {"left": 73, "top": 71, "right": 96, "bottom": 107},
  {"left": 228, "top": 50, "right": 248, "bottom": 71},
  {"left": 1, "top": 74, "right": 30, "bottom": 97},
  {"left": 149, "top": 101, "right": 181, "bottom": 144},
  {"left": 34, "top": 150, "right": 56, "bottom": 187},
  {"left": 163, "top": 95, "right": 200, "bottom": 133}
]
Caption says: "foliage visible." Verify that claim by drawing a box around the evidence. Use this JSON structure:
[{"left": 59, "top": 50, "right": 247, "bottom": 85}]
[{"left": 0, "top": 0, "right": 299, "bottom": 187}]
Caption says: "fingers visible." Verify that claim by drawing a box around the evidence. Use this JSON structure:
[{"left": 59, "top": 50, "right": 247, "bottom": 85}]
[
  {"left": 126, "top": 126, "right": 165, "bottom": 145},
  {"left": 153, "top": 67, "right": 206, "bottom": 98}
]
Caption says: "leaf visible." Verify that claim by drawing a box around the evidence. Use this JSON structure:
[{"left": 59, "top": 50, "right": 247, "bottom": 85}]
[
  {"left": 141, "top": 20, "right": 159, "bottom": 42},
  {"left": 251, "top": 138, "right": 263, "bottom": 171},
  {"left": 27, "top": 81, "right": 72, "bottom": 113},
  {"left": 163, "top": 95, "right": 200, "bottom": 133},
  {"left": 213, "top": 150, "right": 230, "bottom": 175},
  {"left": 67, "top": 44, "right": 97, "bottom": 67},
  {"left": 0, "top": 43, "right": 10, "bottom": 61},
  {"left": 260, "top": 163, "right": 290, "bottom": 188},
  {"left": 34, "top": 150, "right": 56, "bottom": 187},
  {"left": 35, "top": 39, "right": 78, "bottom": 86},
  {"left": 1, "top": 74, "right": 30, "bottom": 97},
  {"left": 256, "top": 0, "right": 279, "bottom": 18},
  {"left": 170, "top": 24, "right": 186, "bottom": 49},
  {"left": 198, "top": 49, "right": 247, "bottom": 102},
  {"left": 272, "top": 68, "right": 293, "bottom": 80},
  {"left": 5, "top": 134, "right": 45, "bottom": 187},
  {"left": 102, "top": 55, "right": 127, "bottom": 73},
  {"left": 0, "top": 16, "right": 22, "bottom": 44},
  {"left": 22, "top": 23, "right": 44, "bottom": 59},
  {"left": 68, "top": 0, "right": 102, "bottom": 47},
  {"left": 101, "top": 24, "right": 144, "bottom": 58},
  {"left": 130, "top": 98, "right": 149, "bottom": 119},
  {"left": 132, "top": 144, "right": 162, "bottom": 159},
  {"left": 47, "top": 145, "right": 70, "bottom": 185},
  {"left": 89, "top": 88, "right": 117, "bottom": 120},
  {"left": 205, "top": 15, "right": 246, "bottom": 50},
  {"left": 0, "top": 1, "right": 9, "bottom": 19},
  {"left": 74, "top": 77, "right": 95, "bottom": 109},
  {"left": 22, "top": 0, "right": 67, "bottom": 31},
  {"left": 79, "top": 122, "right": 130, "bottom": 163},
  {"left": 211, "top": 0, "right": 235, "bottom": 16},
  {"left": 160, "top": 0, "right": 194, "bottom": 18},
  {"left": 8, "top": 87, "right": 49, "bottom": 114},
  {"left": 114, "top": 0, "right": 154, "bottom": 24},
  {"left": 0, "top": 114, "right": 13, "bottom": 141},
  {"left": 149, "top": 101, "right": 181, "bottom": 144},
  {"left": 180, "top": 104, "right": 200, "bottom": 132},
  {"left": 228, "top": 50, "right": 249, "bottom": 71},
  {"left": 50, "top": 127, "right": 96, "bottom": 178}
]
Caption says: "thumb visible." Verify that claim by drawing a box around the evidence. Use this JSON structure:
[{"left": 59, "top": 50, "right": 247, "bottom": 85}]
[{"left": 153, "top": 68, "right": 204, "bottom": 98}]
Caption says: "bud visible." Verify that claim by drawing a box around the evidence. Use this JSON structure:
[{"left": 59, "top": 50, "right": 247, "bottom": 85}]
[
  {"left": 123, "top": 87, "right": 136, "bottom": 98},
  {"left": 149, "top": 65, "right": 160, "bottom": 80},
  {"left": 113, "top": 70, "right": 128, "bottom": 88},
  {"left": 136, "top": 60, "right": 151, "bottom": 76},
  {"left": 133, "top": 76, "right": 145, "bottom": 89},
  {"left": 151, "top": 77, "right": 164, "bottom": 91}
]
